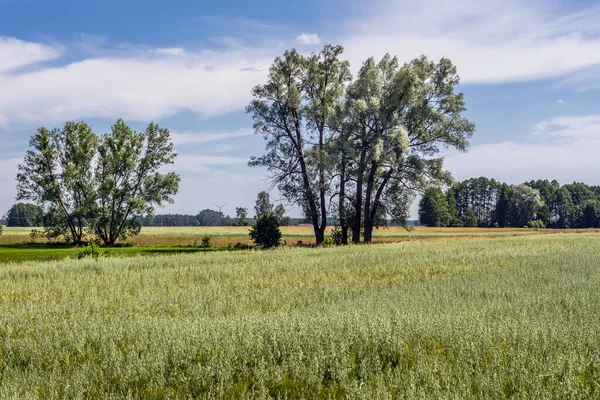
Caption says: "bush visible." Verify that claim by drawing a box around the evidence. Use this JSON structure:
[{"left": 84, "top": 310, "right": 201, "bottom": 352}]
[
  {"left": 77, "top": 244, "right": 101, "bottom": 260},
  {"left": 0, "top": 222, "right": 3, "bottom": 236},
  {"left": 249, "top": 214, "right": 281, "bottom": 248},
  {"left": 29, "top": 229, "right": 40, "bottom": 242},
  {"left": 322, "top": 236, "right": 334, "bottom": 246},
  {"left": 200, "top": 235, "right": 213, "bottom": 248},
  {"left": 493, "top": 222, "right": 499, "bottom": 228},
  {"left": 329, "top": 226, "right": 343, "bottom": 245}
]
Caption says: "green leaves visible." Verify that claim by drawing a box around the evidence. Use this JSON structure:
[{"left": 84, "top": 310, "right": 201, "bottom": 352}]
[{"left": 17, "top": 119, "right": 179, "bottom": 246}]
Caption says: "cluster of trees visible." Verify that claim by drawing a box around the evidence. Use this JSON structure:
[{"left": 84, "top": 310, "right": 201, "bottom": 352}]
[
  {"left": 135, "top": 191, "right": 292, "bottom": 227},
  {"left": 4, "top": 203, "right": 44, "bottom": 227},
  {"left": 419, "top": 177, "right": 600, "bottom": 229},
  {"left": 16, "top": 119, "right": 180, "bottom": 245},
  {"left": 248, "top": 45, "right": 474, "bottom": 244}
]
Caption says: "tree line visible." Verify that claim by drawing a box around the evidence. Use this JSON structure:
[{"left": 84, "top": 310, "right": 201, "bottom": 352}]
[
  {"left": 248, "top": 45, "right": 474, "bottom": 245},
  {"left": 419, "top": 177, "right": 600, "bottom": 228}
]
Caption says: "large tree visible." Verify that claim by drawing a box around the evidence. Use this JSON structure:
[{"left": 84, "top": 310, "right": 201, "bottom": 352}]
[
  {"left": 92, "top": 120, "right": 180, "bottom": 245},
  {"left": 17, "top": 119, "right": 179, "bottom": 246},
  {"left": 17, "top": 122, "right": 98, "bottom": 244},
  {"left": 344, "top": 55, "right": 474, "bottom": 242},
  {"left": 247, "top": 45, "right": 351, "bottom": 245}
]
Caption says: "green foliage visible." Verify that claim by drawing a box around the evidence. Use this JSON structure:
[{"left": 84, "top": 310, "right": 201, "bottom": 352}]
[
  {"left": 0, "top": 222, "right": 3, "bottom": 236},
  {"left": 249, "top": 46, "right": 474, "bottom": 244},
  {"left": 200, "top": 235, "right": 213, "bottom": 248},
  {"left": 463, "top": 208, "right": 478, "bottom": 227},
  {"left": 419, "top": 187, "right": 450, "bottom": 227},
  {"left": 6, "top": 203, "right": 43, "bottom": 227},
  {"left": 77, "top": 243, "right": 101, "bottom": 260},
  {"left": 509, "top": 184, "right": 544, "bottom": 228},
  {"left": 92, "top": 120, "right": 180, "bottom": 245},
  {"left": 235, "top": 207, "right": 248, "bottom": 226},
  {"left": 329, "top": 226, "right": 344, "bottom": 246},
  {"left": 0, "top": 235, "right": 598, "bottom": 397},
  {"left": 196, "top": 209, "right": 233, "bottom": 226},
  {"left": 527, "top": 219, "right": 546, "bottom": 229},
  {"left": 322, "top": 236, "right": 334, "bottom": 246},
  {"left": 17, "top": 122, "right": 98, "bottom": 245},
  {"left": 16, "top": 119, "right": 180, "bottom": 246},
  {"left": 249, "top": 214, "right": 281, "bottom": 248}
]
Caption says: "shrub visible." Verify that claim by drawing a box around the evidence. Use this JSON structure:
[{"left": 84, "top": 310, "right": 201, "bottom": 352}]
[
  {"left": 0, "top": 222, "right": 3, "bottom": 236},
  {"left": 249, "top": 214, "right": 281, "bottom": 248},
  {"left": 77, "top": 244, "right": 101, "bottom": 260},
  {"left": 329, "top": 226, "right": 345, "bottom": 245},
  {"left": 322, "top": 236, "right": 334, "bottom": 246},
  {"left": 232, "top": 242, "right": 251, "bottom": 250},
  {"left": 29, "top": 229, "right": 41, "bottom": 242},
  {"left": 200, "top": 235, "right": 213, "bottom": 248},
  {"left": 493, "top": 222, "right": 499, "bottom": 228}
]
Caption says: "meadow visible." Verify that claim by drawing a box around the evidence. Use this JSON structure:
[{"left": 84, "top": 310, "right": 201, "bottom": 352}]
[
  {"left": 0, "top": 233, "right": 599, "bottom": 398},
  {"left": 0, "top": 225, "right": 569, "bottom": 264}
]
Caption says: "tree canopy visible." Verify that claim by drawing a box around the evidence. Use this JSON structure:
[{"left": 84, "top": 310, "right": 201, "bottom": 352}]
[
  {"left": 248, "top": 45, "right": 474, "bottom": 244},
  {"left": 16, "top": 119, "right": 179, "bottom": 245}
]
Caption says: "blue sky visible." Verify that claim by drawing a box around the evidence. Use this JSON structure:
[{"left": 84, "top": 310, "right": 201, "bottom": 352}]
[{"left": 1, "top": 0, "right": 600, "bottom": 218}]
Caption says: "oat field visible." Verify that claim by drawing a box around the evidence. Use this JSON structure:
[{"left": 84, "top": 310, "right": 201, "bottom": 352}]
[{"left": 0, "top": 233, "right": 599, "bottom": 398}]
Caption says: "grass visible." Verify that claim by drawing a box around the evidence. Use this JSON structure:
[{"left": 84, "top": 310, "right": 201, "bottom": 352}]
[
  {"left": 0, "top": 225, "right": 571, "bottom": 264},
  {"left": 0, "top": 233, "right": 599, "bottom": 397}
]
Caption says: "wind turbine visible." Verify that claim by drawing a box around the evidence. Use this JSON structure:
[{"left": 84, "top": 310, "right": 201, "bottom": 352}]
[{"left": 213, "top": 202, "right": 228, "bottom": 213}]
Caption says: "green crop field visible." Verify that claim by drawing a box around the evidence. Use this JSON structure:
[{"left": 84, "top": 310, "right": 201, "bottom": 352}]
[
  {"left": 0, "top": 233, "right": 599, "bottom": 398},
  {"left": 0, "top": 225, "right": 576, "bottom": 264}
]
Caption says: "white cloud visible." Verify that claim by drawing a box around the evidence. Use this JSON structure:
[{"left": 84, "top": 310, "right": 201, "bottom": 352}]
[
  {"left": 445, "top": 114, "right": 600, "bottom": 185},
  {"left": 0, "top": 36, "right": 62, "bottom": 73},
  {"left": 556, "top": 99, "right": 564, "bottom": 104},
  {"left": 0, "top": 46, "right": 274, "bottom": 126},
  {"left": 173, "top": 155, "right": 248, "bottom": 171},
  {"left": 296, "top": 33, "right": 321, "bottom": 45},
  {"left": 170, "top": 129, "right": 253, "bottom": 145},
  {"left": 0, "top": 158, "right": 20, "bottom": 214},
  {"left": 151, "top": 47, "right": 186, "bottom": 56},
  {"left": 340, "top": 0, "right": 600, "bottom": 84}
]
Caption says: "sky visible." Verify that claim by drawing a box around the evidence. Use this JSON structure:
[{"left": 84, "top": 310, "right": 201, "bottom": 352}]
[{"left": 1, "top": 0, "right": 600, "bottom": 219}]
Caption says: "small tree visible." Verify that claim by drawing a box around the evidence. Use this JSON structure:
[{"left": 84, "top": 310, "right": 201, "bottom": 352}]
[
  {"left": 254, "top": 191, "right": 273, "bottom": 219},
  {"left": 463, "top": 208, "right": 478, "bottom": 227},
  {"left": 235, "top": 207, "right": 248, "bottom": 226},
  {"left": 418, "top": 187, "right": 450, "bottom": 227},
  {"left": 249, "top": 214, "right": 281, "bottom": 248}
]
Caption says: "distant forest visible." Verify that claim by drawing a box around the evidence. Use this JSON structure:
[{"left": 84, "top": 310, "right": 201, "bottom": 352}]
[{"left": 419, "top": 178, "right": 600, "bottom": 228}]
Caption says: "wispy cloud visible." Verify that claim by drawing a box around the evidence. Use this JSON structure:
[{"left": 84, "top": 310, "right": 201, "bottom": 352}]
[
  {"left": 170, "top": 129, "right": 253, "bottom": 145},
  {"left": 0, "top": 37, "right": 273, "bottom": 126},
  {"left": 556, "top": 99, "right": 565, "bottom": 104},
  {"left": 151, "top": 47, "right": 186, "bottom": 56},
  {"left": 445, "top": 114, "right": 600, "bottom": 184},
  {"left": 0, "top": 36, "right": 62, "bottom": 73},
  {"left": 296, "top": 33, "right": 321, "bottom": 45},
  {"left": 340, "top": 0, "right": 600, "bottom": 84}
]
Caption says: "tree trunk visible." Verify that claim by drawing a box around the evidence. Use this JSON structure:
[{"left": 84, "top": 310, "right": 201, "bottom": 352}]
[
  {"left": 362, "top": 162, "right": 378, "bottom": 243},
  {"left": 352, "top": 147, "right": 368, "bottom": 243},
  {"left": 364, "top": 168, "right": 393, "bottom": 244},
  {"left": 339, "top": 164, "right": 348, "bottom": 245}
]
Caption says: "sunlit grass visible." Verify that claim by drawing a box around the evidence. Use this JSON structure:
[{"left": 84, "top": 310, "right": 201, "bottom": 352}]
[{"left": 0, "top": 234, "right": 599, "bottom": 397}]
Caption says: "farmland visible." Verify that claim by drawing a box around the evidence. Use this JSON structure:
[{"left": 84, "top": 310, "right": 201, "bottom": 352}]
[
  {"left": 0, "top": 225, "right": 576, "bottom": 264},
  {"left": 0, "top": 232, "right": 599, "bottom": 397}
]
